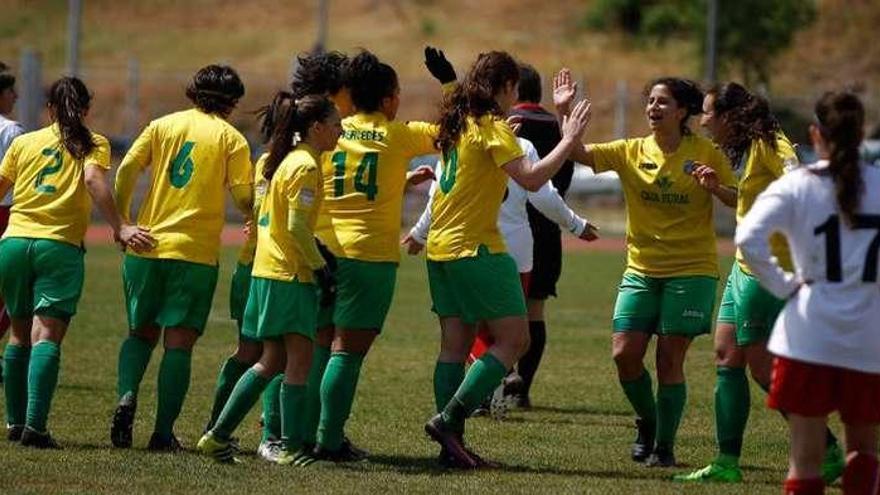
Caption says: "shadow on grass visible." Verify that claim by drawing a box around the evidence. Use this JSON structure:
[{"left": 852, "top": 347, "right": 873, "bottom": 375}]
[{"left": 528, "top": 405, "right": 632, "bottom": 417}]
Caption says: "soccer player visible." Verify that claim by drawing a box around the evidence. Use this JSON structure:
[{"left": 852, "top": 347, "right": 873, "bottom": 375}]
[
  {"left": 736, "top": 91, "right": 879, "bottom": 495},
  {"left": 554, "top": 70, "right": 737, "bottom": 467},
  {"left": 675, "top": 83, "right": 844, "bottom": 483},
  {"left": 309, "top": 50, "right": 436, "bottom": 461},
  {"left": 507, "top": 63, "right": 580, "bottom": 408},
  {"left": 423, "top": 52, "right": 591, "bottom": 469},
  {"left": 198, "top": 93, "right": 341, "bottom": 464},
  {"left": 0, "top": 77, "right": 150, "bottom": 447},
  {"left": 111, "top": 64, "right": 254, "bottom": 451},
  {"left": 0, "top": 62, "right": 24, "bottom": 371}
]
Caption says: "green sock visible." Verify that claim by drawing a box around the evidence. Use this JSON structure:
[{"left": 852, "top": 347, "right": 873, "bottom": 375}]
[
  {"left": 261, "top": 374, "right": 282, "bottom": 442},
  {"left": 656, "top": 382, "right": 687, "bottom": 450},
  {"left": 212, "top": 368, "right": 270, "bottom": 440},
  {"left": 281, "top": 383, "right": 307, "bottom": 452},
  {"left": 302, "top": 345, "right": 330, "bottom": 444},
  {"left": 3, "top": 344, "right": 30, "bottom": 426},
  {"left": 715, "top": 367, "right": 749, "bottom": 461},
  {"left": 153, "top": 348, "right": 191, "bottom": 439},
  {"left": 317, "top": 351, "right": 364, "bottom": 451},
  {"left": 26, "top": 341, "right": 61, "bottom": 433},
  {"left": 620, "top": 369, "right": 657, "bottom": 427},
  {"left": 116, "top": 336, "right": 155, "bottom": 400},
  {"left": 433, "top": 361, "right": 465, "bottom": 413},
  {"left": 206, "top": 357, "right": 251, "bottom": 430},
  {"left": 441, "top": 353, "right": 507, "bottom": 430}
]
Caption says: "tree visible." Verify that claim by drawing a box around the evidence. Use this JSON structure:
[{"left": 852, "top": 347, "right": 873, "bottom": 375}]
[{"left": 584, "top": 0, "right": 817, "bottom": 87}]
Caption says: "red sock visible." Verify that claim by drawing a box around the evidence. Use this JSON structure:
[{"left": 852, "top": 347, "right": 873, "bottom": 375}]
[
  {"left": 843, "top": 452, "right": 879, "bottom": 495},
  {"left": 468, "top": 326, "right": 493, "bottom": 362},
  {"left": 784, "top": 477, "right": 824, "bottom": 495}
]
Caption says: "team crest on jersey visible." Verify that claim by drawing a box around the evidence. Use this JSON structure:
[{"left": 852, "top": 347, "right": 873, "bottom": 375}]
[{"left": 655, "top": 176, "right": 673, "bottom": 191}]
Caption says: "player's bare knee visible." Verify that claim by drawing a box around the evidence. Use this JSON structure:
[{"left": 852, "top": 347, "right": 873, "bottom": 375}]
[
  {"left": 234, "top": 340, "right": 262, "bottom": 364},
  {"left": 163, "top": 327, "right": 198, "bottom": 350},
  {"left": 132, "top": 324, "right": 161, "bottom": 346}
]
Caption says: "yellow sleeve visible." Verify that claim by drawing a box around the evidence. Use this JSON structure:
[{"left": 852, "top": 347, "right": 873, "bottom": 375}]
[
  {"left": 707, "top": 143, "right": 736, "bottom": 188},
  {"left": 115, "top": 125, "right": 154, "bottom": 222},
  {"left": 769, "top": 134, "right": 797, "bottom": 177},
  {"left": 485, "top": 119, "right": 524, "bottom": 167},
  {"left": 287, "top": 165, "right": 324, "bottom": 269},
  {"left": 85, "top": 134, "right": 112, "bottom": 170},
  {"left": 588, "top": 139, "right": 629, "bottom": 174},
  {"left": 230, "top": 184, "right": 254, "bottom": 215},
  {"left": 120, "top": 123, "right": 154, "bottom": 172},
  {"left": 225, "top": 130, "right": 253, "bottom": 189},
  {"left": 441, "top": 81, "right": 457, "bottom": 96},
  {"left": 403, "top": 121, "right": 439, "bottom": 157},
  {"left": 0, "top": 138, "right": 19, "bottom": 182}
]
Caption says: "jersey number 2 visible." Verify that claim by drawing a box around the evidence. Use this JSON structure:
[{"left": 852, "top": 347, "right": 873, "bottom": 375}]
[
  {"left": 34, "top": 148, "right": 62, "bottom": 194},
  {"left": 814, "top": 214, "right": 880, "bottom": 282},
  {"left": 169, "top": 141, "right": 195, "bottom": 188},
  {"left": 332, "top": 151, "right": 379, "bottom": 200}
]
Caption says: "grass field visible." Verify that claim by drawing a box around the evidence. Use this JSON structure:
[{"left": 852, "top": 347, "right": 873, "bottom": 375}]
[{"left": 1, "top": 245, "right": 835, "bottom": 494}]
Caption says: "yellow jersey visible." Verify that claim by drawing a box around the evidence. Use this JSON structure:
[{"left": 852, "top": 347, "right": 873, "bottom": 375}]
[
  {"left": 121, "top": 108, "right": 253, "bottom": 266},
  {"left": 0, "top": 124, "right": 111, "bottom": 246},
  {"left": 252, "top": 144, "right": 323, "bottom": 283},
  {"left": 237, "top": 153, "right": 269, "bottom": 265},
  {"left": 591, "top": 134, "right": 735, "bottom": 277},
  {"left": 426, "top": 115, "right": 524, "bottom": 261},
  {"left": 735, "top": 133, "right": 798, "bottom": 273},
  {"left": 315, "top": 112, "right": 437, "bottom": 262}
]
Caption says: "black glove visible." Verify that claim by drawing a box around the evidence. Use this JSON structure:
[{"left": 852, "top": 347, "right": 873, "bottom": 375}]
[
  {"left": 424, "top": 46, "right": 456, "bottom": 84},
  {"left": 313, "top": 265, "right": 336, "bottom": 307}
]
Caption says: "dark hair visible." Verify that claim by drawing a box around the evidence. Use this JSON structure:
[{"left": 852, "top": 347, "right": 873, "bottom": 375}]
[
  {"left": 46, "top": 77, "right": 95, "bottom": 160},
  {"left": 291, "top": 51, "right": 349, "bottom": 99},
  {"left": 707, "top": 82, "right": 781, "bottom": 168},
  {"left": 263, "top": 93, "right": 336, "bottom": 181},
  {"left": 0, "top": 62, "right": 14, "bottom": 93},
  {"left": 645, "top": 77, "right": 703, "bottom": 135},
  {"left": 346, "top": 50, "right": 398, "bottom": 114},
  {"left": 185, "top": 64, "right": 245, "bottom": 116},
  {"left": 815, "top": 91, "right": 865, "bottom": 227},
  {"left": 256, "top": 90, "right": 293, "bottom": 145},
  {"left": 436, "top": 51, "right": 519, "bottom": 154},
  {"left": 517, "top": 63, "right": 541, "bottom": 103}
]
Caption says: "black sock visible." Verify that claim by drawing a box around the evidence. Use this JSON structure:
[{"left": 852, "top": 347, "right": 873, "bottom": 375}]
[{"left": 517, "top": 321, "right": 546, "bottom": 397}]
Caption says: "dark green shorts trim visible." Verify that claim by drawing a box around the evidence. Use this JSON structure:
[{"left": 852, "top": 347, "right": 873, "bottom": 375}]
[
  {"left": 0, "top": 237, "right": 84, "bottom": 322},
  {"left": 612, "top": 272, "right": 717, "bottom": 337},
  {"left": 122, "top": 254, "right": 219, "bottom": 333},
  {"left": 241, "top": 276, "right": 317, "bottom": 341},
  {"left": 718, "top": 263, "right": 785, "bottom": 346},
  {"left": 427, "top": 245, "right": 527, "bottom": 325}
]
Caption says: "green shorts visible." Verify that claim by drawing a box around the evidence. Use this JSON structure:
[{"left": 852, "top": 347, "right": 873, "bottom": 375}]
[
  {"left": 612, "top": 272, "right": 717, "bottom": 337},
  {"left": 0, "top": 237, "right": 84, "bottom": 322},
  {"left": 229, "top": 262, "right": 253, "bottom": 323},
  {"left": 427, "top": 245, "right": 527, "bottom": 325},
  {"left": 122, "top": 254, "right": 219, "bottom": 333},
  {"left": 716, "top": 263, "right": 785, "bottom": 346},
  {"left": 316, "top": 242, "right": 337, "bottom": 330},
  {"left": 241, "top": 276, "right": 317, "bottom": 341},
  {"left": 326, "top": 257, "right": 397, "bottom": 332}
]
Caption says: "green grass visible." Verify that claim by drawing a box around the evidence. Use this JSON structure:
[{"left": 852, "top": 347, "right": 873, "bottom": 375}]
[{"left": 1, "top": 246, "right": 830, "bottom": 494}]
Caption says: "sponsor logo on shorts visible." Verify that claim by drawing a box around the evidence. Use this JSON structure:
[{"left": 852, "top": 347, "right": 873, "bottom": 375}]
[{"left": 682, "top": 309, "right": 704, "bottom": 319}]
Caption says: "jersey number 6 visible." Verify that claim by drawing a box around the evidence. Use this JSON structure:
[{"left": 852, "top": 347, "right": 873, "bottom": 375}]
[{"left": 169, "top": 141, "right": 196, "bottom": 188}]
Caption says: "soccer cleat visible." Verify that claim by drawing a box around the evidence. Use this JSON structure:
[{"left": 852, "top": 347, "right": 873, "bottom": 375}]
[
  {"left": 6, "top": 424, "right": 24, "bottom": 442},
  {"left": 502, "top": 372, "right": 525, "bottom": 398},
  {"left": 277, "top": 448, "right": 317, "bottom": 467},
  {"left": 645, "top": 445, "right": 676, "bottom": 468},
  {"left": 147, "top": 432, "right": 184, "bottom": 452},
  {"left": 673, "top": 462, "right": 743, "bottom": 483},
  {"left": 821, "top": 441, "right": 845, "bottom": 484},
  {"left": 197, "top": 432, "right": 240, "bottom": 464},
  {"left": 257, "top": 439, "right": 284, "bottom": 463},
  {"left": 489, "top": 384, "right": 515, "bottom": 421},
  {"left": 631, "top": 418, "right": 655, "bottom": 462},
  {"left": 20, "top": 427, "right": 62, "bottom": 449},
  {"left": 511, "top": 394, "right": 532, "bottom": 410},
  {"left": 424, "top": 414, "right": 478, "bottom": 470},
  {"left": 470, "top": 397, "right": 491, "bottom": 417},
  {"left": 312, "top": 437, "right": 369, "bottom": 463},
  {"left": 110, "top": 393, "right": 137, "bottom": 448}
]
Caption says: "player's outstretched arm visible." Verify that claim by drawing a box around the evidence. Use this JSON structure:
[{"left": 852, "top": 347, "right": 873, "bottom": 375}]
[
  {"left": 552, "top": 68, "right": 595, "bottom": 168},
  {"left": 85, "top": 165, "right": 155, "bottom": 252},
  {"left": 504, "top": 98, "right": 591, "bottom": 192},
  {"left": 424, "top": 46, "right": 457, "bottom": 85}
]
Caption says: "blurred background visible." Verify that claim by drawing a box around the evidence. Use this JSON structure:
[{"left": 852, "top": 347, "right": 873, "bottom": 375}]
[{"left": 1, "top": 0, "right": 878, "bottom": 236}]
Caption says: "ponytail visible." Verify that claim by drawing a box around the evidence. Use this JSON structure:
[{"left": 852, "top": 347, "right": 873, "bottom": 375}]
[
  {"left": 262, "top": 93, "right": 336, "bottom": 181},
  {"left": 46, "top": 77, "right": 95, "bottom": 160},
  {"left": 815, "top": 91, "right": 865, "bottom": 227}
]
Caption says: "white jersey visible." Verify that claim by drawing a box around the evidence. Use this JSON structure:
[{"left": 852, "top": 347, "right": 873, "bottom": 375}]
[
  {"left": 410, "top": 138, "right": 587, "bottom": 272},
  {"left": 736, "top": 160, "right": 880, "bottom": 373},
  {"left": 0, "top": 114, "right": 24, "bottom": 206}
]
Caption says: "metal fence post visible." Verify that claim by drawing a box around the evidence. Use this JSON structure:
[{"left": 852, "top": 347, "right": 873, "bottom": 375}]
[{"left": 18, "top": 49, "right": 42, "bottom": 131}]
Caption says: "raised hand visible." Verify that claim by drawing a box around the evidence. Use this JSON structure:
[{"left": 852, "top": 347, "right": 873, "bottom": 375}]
[
  {"left": 689, "top": 162, "right": 720, "bottom": 192},
  {"left": 561, "top": 98, "right": 592, "bottom": 143},
  {"left": 553, "top": 68, "right": 578, "bottom": 115},
  {"left": 424, "top": 46, "right": 457, "bottom": 84}
]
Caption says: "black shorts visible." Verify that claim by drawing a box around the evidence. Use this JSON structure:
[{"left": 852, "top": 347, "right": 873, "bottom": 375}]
[{"left": 526, "top": 204, "right": 563, "bottom": 300}]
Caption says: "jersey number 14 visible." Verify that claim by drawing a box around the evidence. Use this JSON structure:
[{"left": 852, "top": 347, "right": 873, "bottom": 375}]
[{"left": 332, "top": 151, "right": 378, "bottom": 200}]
